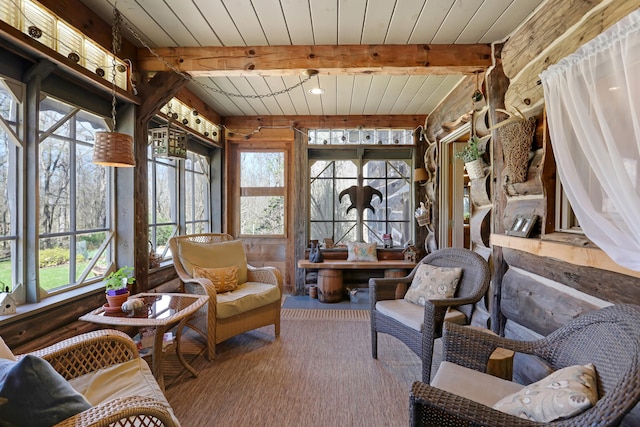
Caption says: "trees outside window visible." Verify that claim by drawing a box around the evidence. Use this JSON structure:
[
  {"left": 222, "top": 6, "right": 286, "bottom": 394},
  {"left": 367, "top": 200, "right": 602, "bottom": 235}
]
[
  {"left": 148, "top": 146, "right": 178, "bottom": 261},
  {"left": 185, "top": 151, "right": 210, "bottom": 234},
  {"left": 239, "top": 150, "right": 286, "bottom": 236},
  {"left": 38, "top": 95, "right": 112, "bottom": 295},
  {"left": 0, "top": 80, "right": 19, "bottom": 292}
]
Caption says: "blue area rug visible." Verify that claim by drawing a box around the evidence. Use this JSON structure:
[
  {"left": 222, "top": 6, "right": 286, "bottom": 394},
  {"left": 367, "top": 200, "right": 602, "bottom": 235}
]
[{"left": 282, "top": 289, "right": 369, "bottom": 310}]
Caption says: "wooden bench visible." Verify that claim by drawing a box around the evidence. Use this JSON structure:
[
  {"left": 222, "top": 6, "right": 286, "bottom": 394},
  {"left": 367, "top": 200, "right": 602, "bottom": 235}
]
[{"left": 297, "top": 255, "right": 416, "bottom": 302}]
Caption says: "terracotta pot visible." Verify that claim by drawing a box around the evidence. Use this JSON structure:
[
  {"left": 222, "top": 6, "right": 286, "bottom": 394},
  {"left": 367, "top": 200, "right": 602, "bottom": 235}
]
[{"left": 106, "top": 290, "right": 130, "bottom": 309}]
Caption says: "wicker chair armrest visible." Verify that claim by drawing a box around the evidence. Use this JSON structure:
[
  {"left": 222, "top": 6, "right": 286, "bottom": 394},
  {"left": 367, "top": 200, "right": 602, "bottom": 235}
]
[
  {"left": 369, "top": 276, "right": 412, "bottom": 302},
  {"left": 247, "top": 265, "right": 282, "bottom": 290},
  {"left": 442, "top": 322, "right": 540, "bottom": 372},
  {"left": 24, "top": 330, "right": 138, "bottom": 381},
  {"left": 410, "top": 381, "right": 540, "bottom": 427},
  {"left": 54, "top": 396, "right": 179, "bottom": 427}
]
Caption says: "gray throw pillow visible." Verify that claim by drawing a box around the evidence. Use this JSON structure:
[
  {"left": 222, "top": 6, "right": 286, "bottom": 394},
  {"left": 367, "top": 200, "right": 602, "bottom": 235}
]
[{"left": 0, "top": 355, "right": 91, "bottom": 426}]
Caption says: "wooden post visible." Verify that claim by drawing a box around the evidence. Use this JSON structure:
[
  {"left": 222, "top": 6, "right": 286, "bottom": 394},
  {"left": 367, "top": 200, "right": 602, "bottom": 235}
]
[
  {"left": 487, "top": 44, "right": 509, "bottom": 335},
  {"left": 133, "top": 72, "right": 188, "bottom": 292}
]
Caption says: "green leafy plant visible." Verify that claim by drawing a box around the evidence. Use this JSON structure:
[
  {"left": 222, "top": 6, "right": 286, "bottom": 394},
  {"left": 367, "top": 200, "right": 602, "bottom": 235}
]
[
  {"left": 454, "top": 135, "right": 484, "bottom": 163},
  {"left": 105, "top": 266, "right": 135, "bottom": 293}
]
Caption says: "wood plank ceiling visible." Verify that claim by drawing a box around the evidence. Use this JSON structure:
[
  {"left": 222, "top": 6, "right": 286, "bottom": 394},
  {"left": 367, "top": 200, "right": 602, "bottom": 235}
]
[{"left": 79, "top": 0, "right": 545, "bottom": 118}]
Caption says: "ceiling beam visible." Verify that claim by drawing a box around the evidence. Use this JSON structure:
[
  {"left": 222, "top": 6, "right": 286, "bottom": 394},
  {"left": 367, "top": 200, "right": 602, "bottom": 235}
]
[
  {"left": 136, "top": 44, "right": 491, "bottom": 77},
  {"left": 223, "top": 115, "right": 426, "bottom": 130}
]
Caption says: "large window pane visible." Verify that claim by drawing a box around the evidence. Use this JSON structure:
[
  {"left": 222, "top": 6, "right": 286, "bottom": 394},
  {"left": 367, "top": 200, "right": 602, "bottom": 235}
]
[
  {"left": 239, "top": 150, "right": 286, "bottom": 236},
  {"left": 0, "top": 80, "right": 18, "bottom": 292},
  {"left": 38, "top": 95, "right": 111, "bottom": 293}
]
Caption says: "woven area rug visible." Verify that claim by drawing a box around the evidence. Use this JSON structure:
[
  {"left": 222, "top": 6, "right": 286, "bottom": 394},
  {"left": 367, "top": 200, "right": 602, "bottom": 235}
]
[{"left": 165, "top": 309, "right": 422, "bottom": 427}]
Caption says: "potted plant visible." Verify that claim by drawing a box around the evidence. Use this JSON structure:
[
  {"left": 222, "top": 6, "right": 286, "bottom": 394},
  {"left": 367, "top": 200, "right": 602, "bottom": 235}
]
[
  {"left": 104, "top": 266, "right": 135, "bottom": 311},
  {"left": 454, "top": 135, "right": 485, "bottom": 179}
]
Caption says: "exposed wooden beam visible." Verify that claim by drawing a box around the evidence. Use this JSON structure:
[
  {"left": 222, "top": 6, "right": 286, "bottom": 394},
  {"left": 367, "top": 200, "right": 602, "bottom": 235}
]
[
  {"left": 223, "top": 115, "right": 426, "bottom": 130},
  {"left": 137, "top": 44, "right": 491, "bottom": 77}
]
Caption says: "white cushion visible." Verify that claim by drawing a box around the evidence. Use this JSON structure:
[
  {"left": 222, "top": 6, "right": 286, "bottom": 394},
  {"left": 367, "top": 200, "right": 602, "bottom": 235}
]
[
  {"left": 216, "top": 282, "right": 281, "bottom": 319},
  {"left": 492, "top": 364, "right": 598, "bottom": 422},
  {"left": 432, "top": 361, "right": 525, "bottom": 407},
  {"left": 68, "top": 358, "right": 181, "bottom": 426},
  {"left": 375, "top": 299, "right": 466, "bottom": 331}
]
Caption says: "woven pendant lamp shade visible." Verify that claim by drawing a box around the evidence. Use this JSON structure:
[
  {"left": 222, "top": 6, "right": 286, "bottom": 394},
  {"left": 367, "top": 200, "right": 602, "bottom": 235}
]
[{"left": 93, "top": 132, "right": 135, "bottom": 167}]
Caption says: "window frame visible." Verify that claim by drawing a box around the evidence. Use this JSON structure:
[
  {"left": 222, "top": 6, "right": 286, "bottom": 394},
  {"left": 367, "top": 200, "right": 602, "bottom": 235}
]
[{"left": 237, "top": 148, "right": 288, "bottom": 238}]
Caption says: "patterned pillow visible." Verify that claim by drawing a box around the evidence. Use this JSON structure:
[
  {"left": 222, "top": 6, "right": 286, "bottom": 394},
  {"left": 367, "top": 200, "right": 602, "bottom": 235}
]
[
  {"left": 404, "top": 264, "right": 462, "bottom": 306},
  {"left": 492, "top": 364, "right": 598, "bottom": 422},
  {"left": 193, "top": 265, "right": 239, "bottom": 293},
  {"left": 346, "top": 242, "right": 378, "bottom": 262}
]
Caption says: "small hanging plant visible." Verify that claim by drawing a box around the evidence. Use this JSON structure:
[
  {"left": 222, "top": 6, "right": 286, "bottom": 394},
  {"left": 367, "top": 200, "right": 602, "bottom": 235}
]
[{"left": 454, "top": 135, "right": 484, "bottom": 163}]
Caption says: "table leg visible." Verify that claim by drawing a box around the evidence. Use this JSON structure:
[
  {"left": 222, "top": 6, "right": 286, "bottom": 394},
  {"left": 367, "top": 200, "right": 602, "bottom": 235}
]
[
  {"left": 175, "top": 317, "right": 199, "bottom": 379},
  {"left": 152, "top": 326, "right": 168, "bottom": 391}
]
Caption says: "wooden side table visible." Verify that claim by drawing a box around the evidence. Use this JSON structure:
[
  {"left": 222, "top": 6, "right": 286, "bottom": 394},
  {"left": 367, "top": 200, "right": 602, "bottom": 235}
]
[
  {"left": 466, "top": 325, "right": 514, "bottom": 381},
  {"left": 79, "top": 292, "right": 208, "bottom": 390}
]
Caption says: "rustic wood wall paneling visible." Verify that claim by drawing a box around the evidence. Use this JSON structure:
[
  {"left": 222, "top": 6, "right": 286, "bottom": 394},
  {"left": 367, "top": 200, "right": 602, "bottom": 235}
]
[
  {"left": 503, "top": 247, "right": 640, "bottom": 305},
  {"left": 501, "top": 267, "right": 610, "bottom": 336},
  {"left": 425, "top": 76, "right": 475, "bottom": 142},
  {"left": 503, "top": 196, "right": 545, "bottom": 235},
  {"left": 503, "top": 0, "right": 640, "bottom": 112}
]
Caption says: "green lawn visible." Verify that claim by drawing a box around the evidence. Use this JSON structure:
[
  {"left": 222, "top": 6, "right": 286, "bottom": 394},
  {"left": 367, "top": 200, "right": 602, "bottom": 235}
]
[{"left": 0, "top": 259, "right": 95, "bottom": 292}]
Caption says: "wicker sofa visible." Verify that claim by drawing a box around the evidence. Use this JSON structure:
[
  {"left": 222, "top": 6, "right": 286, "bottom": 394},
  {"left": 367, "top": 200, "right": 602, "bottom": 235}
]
[{"left": 0, "top": 329, "right": 180, "bottom": 427}]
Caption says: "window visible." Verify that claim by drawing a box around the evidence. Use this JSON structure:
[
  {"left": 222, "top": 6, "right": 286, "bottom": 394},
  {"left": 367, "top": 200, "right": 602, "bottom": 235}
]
[
  {"left": 0, "top": 79, "right": 20, "bottom": 293},
  {"left": 148, "top": 146, "right": 178, "bottom": 261},
  {"left": 308, "top": 128, "right": 415, "bottom": 247},
  {"left": 185, "top": 151, "right": 210, "bottom": 234},
  {"left": 310, "top": 158, "right": 412, "bottom": 246},
  {"left": 38, "top": 95, "right": 113, "bottom": 295},
  {"left": 239, "top": 150, "right": 286, "bottom": 236},
  {"left": 556, "top": 179, "right": 582, "bottom": 233}
]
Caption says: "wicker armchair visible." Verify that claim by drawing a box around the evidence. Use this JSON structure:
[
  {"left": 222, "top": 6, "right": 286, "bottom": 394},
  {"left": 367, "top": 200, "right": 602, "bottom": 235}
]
[
  {"left": 22, "top": 329, "right": 179, "bottom": 427},
  {"left": 410, "top": 304, "right": 640, "bottom": 427},
  {"left": 169, "top": 233, "right": 283, "bottom": 360},
  {"left": 370, "top": 247, "right": 490, "bottom": 382}
]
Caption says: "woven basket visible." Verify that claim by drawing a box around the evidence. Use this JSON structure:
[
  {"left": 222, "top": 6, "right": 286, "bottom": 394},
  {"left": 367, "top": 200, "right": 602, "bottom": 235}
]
[
  {"left": 93, "top": 132, "right": 136, "bottom": 167},
  {"left": 148, "top": 241, "right": 162, "bottom": 269}
]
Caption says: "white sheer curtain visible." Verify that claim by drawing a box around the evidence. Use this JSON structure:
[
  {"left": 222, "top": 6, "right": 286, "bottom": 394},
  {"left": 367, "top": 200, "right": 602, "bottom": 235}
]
[{"left": 540, "top": 9, "right": 640, "bottom": 271}]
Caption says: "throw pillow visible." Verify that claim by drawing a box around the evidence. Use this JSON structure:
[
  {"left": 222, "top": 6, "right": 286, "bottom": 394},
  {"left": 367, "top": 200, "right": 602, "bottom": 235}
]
[
  {"left": 0, "top": 355, "right": 92, "bottom": 426},
  {"left": 404, "top": 264, "right": 462, "bottom": 306},
  {"left": 179, "top": 239, "right": 248, "bottom": 284},
  {"left": 346, "top": 242, "right": 378, "bottom": 262},
  {"left": 492, "top": 364, "right": 598, "bottom": 423},
  {"left": 0, "top": 337, "right": 15, "bottom": 361},
  {"left": 193, "top": 265, "right": 239, "bottom": 293}
]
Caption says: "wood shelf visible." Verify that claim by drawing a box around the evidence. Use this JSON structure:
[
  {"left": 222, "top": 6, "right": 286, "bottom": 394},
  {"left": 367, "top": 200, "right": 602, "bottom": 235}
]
[{"left": 490, "top": 233, "right": 640, "bottom": 279}]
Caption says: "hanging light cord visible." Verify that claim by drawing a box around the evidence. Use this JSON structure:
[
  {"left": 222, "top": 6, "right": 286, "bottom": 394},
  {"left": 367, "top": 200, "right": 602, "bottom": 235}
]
[
  {"left": 125, "top": 23, "right": 313, "bottom": 99},
  {"left": 109, "top": 8, "right": 123, "bottom": 131}
]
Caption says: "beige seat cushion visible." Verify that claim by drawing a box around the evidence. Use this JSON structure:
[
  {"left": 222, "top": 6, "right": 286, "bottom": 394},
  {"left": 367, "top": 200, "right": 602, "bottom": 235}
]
[
  {"left": 178, "top": 239, "right": 248, "bottom": 284},
  {"left": 216, "top": 282, "right": 281, "bottom": 319},
  {"left": 375, "top": 299, "right": 466, "bottom": 331},
  {"left": 68, "top": 358, "right": 181, "bottom": 426},
  {"left": 432, "top": 361, "right": 525, "bottom": 407}
]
